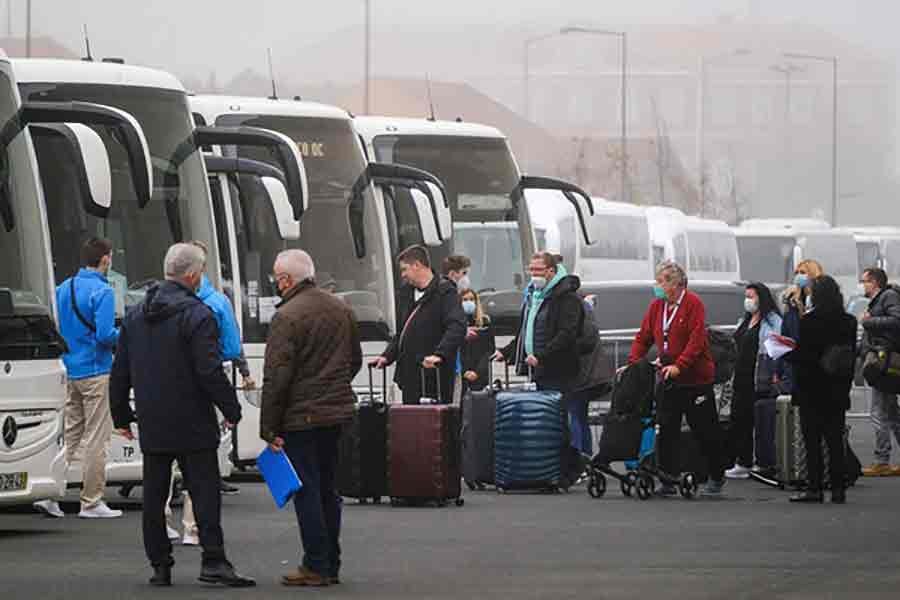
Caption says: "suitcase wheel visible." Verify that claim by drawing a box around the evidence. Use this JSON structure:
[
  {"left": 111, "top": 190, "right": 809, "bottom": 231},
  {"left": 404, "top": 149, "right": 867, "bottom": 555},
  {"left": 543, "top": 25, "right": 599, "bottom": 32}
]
[
  {"left": 636, "top": 475, "right": 654, "bottom": 500},
  {"left": 679, "top": 473, "right": 698, "bottom": 499},
  {"left": 588, "top": 474, "right": 607, "bottom": 499},
  {"left": 455, "top": 498, "right": 465, "bottom": 507}
]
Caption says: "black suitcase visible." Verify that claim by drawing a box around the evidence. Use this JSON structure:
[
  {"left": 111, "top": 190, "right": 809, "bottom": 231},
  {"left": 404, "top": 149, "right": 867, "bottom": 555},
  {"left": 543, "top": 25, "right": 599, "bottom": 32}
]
[
  {"left": 337, "top": 367, "right": 388, "bottom": 503},
  {"left": 461, "top": 381, "right": 499, "bottom": 490}
]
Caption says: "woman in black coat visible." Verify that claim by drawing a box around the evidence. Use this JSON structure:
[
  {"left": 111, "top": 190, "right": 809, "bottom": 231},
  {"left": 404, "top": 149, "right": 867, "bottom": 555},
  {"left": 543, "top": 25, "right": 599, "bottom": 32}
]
[
  {"left": 787, "top": 275, "right": 857, "bottom": 503},
  {"left": 459, "top": 288, "right": 495, "bottom": 393}
]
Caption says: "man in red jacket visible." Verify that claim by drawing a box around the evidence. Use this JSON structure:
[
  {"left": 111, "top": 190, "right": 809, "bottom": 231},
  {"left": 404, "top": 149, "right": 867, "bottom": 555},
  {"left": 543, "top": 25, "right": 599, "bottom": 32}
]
[{"left": 628, "top": 261, "right": 727, "bottom": 495}]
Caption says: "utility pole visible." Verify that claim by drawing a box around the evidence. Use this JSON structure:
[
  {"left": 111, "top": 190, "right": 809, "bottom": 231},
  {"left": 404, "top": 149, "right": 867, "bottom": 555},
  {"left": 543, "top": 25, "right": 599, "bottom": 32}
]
[
  {"left": 25, "top": 0, "right": 31, "bottom": 57},
  {"left": 363, "top": 0, "right": 371, "bottom": 115}
]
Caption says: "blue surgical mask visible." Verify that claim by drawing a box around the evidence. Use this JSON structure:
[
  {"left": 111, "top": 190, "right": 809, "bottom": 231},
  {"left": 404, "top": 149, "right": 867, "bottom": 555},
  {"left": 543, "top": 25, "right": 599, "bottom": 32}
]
[
  {"left": 794, "top": 273, "right": 809, "bottom": 288},
  {"left": 462, "top": 300, "right": 476, "bottom": 315},
  {"left": 652, "top": 285, "right": 667, "bottom": 300}
]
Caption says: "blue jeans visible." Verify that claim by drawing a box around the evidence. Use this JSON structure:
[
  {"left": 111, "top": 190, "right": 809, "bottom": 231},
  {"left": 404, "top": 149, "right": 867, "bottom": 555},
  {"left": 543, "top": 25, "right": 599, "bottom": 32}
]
[{"left": 283, "top": 427, "right": 343, "bottom": 578}]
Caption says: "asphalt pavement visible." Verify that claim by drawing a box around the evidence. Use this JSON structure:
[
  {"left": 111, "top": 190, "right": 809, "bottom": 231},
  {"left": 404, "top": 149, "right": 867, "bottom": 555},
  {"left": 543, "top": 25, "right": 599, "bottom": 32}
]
[{"left": 2, "top": 415, "right": 899, "bottom": 600}]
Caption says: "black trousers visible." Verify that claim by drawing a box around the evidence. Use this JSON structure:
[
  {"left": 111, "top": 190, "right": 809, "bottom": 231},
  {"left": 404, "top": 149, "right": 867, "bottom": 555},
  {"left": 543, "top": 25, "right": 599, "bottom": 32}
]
[
  {"left": 728, "top": 383, "right": 756, "bottom": 468},
  {"left": 657, "top": 384, "right": 726, "bottom": 481},
  {"left": 799, "top": 405, "right": 846, "bottom": 492},
  {"left": 143, "top": 450, "right": 226, "bottom": 568}
]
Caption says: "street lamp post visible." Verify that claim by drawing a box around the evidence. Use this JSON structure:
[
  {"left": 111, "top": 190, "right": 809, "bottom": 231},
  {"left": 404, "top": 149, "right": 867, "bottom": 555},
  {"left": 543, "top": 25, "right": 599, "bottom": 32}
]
[
  {"left": 559, "top": 26, "right": 628, "bottom": 202},
  {"left": 784, "top": 52, "right": 839, "bottom": 225},
  {"left": 696, "top": 48, "right": 750, "bottom": 211}
]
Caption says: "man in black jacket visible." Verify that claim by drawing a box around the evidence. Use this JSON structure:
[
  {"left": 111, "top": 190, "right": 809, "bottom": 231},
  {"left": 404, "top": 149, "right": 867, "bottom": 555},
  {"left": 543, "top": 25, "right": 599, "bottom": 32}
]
[
  {"left": 109, "top": 243, "right": 254, "bottom": 588},
  {"left": 371, "top": 245, "right": 466, "bottom": 405},
  {"left": 860, "top": 267, "right": 900, "bottom": 477},
  {"left": 495, "top": 252, "right": 584, "bottom": 391}
]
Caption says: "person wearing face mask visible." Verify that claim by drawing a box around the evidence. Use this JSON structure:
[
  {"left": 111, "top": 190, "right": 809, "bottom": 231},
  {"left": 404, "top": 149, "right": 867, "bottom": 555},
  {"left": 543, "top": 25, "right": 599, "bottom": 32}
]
[
  {"left": 780, "top": 260, "right": 824, "bottom": 397},
  {"left": 628, "top": 261, "right": 727, "bottom": 496},
  {"left": 441, "top": 254, "right": 472, "bottom": 291},
  {"left": 34, "top": 238, "right": 123, "bottom": 520},
  {"left": 494, "top": 252, "right": 584, "bottom": 392},
  {"left": 372, "top": 245, "right": 467, "bottom": 405},
  {"left": 724, "top": 283, "right": 783, "bottom": 480},
  {"left": 459, "top": 289, "right": 495, "bottom": 393},
  {"left": 858, "top": 267, "right": 900, "bottom": 477},
  {"left": 109, "top": 243, "right": 253, "bottom": 587}
]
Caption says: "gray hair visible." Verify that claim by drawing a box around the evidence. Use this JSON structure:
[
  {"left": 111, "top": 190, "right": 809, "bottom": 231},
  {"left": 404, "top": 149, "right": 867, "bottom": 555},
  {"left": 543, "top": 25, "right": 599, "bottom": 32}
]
[
  {"left": 164, "top": 243, "right": 206, "bottom": 280},
  {"left": 655, "top": 260, "right": 687, "bottom": 287},
  {"left": 275, "top": 249, "right": 316, "bottom": 283}
]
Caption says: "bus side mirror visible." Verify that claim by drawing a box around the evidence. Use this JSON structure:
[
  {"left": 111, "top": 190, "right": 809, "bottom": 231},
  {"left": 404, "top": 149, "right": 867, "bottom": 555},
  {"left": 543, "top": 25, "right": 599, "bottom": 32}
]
[
  {"left": 261, "top": 176, "right": 300, "bottom": 241},
  {"left": 424, "top": 181, "right": 452, "bottom": 240},
  {"left": 29, "top": 123, "right": 112, "bottom": 217},
  {"left": 410, "top": 188, "right": 442, "bottom": 247}
]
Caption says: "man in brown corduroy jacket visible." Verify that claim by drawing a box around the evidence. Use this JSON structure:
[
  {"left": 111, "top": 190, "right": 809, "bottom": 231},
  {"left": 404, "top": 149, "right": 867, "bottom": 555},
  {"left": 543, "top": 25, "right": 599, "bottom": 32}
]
[{"left": 260, "top": 249, "right": 362, "bottom": 587}]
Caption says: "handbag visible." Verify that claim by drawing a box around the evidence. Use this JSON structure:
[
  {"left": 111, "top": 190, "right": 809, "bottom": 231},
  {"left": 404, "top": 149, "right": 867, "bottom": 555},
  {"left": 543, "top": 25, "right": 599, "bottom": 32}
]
[{"left": 863, "top": 349, "right": 900, "bottom": 393}]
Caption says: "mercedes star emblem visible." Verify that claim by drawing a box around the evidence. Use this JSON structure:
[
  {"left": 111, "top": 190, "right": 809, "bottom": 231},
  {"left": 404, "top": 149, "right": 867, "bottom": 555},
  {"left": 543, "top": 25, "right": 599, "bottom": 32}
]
[{"left": 2, "top": 416, "right": 17, "bottom": 448}]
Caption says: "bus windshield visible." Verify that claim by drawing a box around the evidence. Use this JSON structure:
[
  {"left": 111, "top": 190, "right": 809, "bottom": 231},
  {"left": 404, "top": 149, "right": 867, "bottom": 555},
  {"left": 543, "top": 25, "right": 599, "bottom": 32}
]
[
  {"left": 857, "top": 241, "right": 880, "bottom": 275},
  {"left": 453, "top": 224, "right": 525, "bottom": 292},
  {"left": 213, "top": 114, "right": 390, "bottom": 341},
  {"left": 0, "top": 64, "right": 64, "bottom": 358},
  {"left": 736, "top": 236, "right": 795, "bottom": 284},
  {"left": 20, "top": 82, "right": 215, "bottom": 317},
  {"left": 800, "top": 233, "right": 858, "bottom": 281},
  {"left": 687, "top": 231, "right": 739, "bottom": 275},
  {"left": 883, "top": 239, "right": 900, "bottom": 279},
  {"left": 373, "top": 134, "right": 527, "bottom": 290}
]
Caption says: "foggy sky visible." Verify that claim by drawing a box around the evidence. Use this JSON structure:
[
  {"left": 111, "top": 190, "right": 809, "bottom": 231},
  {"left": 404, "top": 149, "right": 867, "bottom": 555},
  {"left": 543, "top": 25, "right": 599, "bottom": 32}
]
[{"left": 11, "top": 1, "right": 900, "bottom": 83}]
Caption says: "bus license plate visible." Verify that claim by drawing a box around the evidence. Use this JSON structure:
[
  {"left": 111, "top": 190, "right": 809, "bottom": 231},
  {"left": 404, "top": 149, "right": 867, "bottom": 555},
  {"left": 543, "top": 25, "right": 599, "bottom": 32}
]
[{"left": 0, "top": 472, "right": 27, "bottom": 492}]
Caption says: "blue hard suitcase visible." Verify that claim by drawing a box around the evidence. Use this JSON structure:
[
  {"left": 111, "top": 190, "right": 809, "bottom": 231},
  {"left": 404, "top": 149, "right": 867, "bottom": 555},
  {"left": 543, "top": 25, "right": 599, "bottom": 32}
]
[{"left": 494, "top": 388, "right": 568, "bottom": 492}]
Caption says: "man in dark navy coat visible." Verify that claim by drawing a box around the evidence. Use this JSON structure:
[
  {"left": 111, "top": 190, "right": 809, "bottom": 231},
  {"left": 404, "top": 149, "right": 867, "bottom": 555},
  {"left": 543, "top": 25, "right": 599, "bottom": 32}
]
[{"left": 109, "top": 243, "right": 254, "bottom": 588}]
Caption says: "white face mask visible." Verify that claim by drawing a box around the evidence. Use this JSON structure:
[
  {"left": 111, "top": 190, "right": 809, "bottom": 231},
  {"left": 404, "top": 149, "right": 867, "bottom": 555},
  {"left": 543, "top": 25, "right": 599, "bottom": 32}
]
[
  {"left": 531, "top": 276, "right": 547, "bottom": 290},
  {"left": 457, "top": 274, "right": 471, "bottom": 290},
  {"left": 462, "top": 300, "right": 476, "bottom": 315},
  {"left": 744, "top": 298, "right": 759, "bottom": 314}
]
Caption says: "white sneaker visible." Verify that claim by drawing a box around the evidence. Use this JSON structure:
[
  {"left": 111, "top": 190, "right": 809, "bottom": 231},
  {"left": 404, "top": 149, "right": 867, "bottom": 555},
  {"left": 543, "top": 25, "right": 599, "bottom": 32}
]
[
  {"left": 725, "top": 464, "right": 751, "bottom": 479},
  {"left": 167, "top": 525, "right": 180, "bottom": 541},
  {"left": 78, "top": 501, "right": 123, "bottom": 519},
  {"left": 182, "top": 530, "right": 199, "bottom": 546},
  {"left": 33, "top": 499, "right": 65, "bottom": 518}
]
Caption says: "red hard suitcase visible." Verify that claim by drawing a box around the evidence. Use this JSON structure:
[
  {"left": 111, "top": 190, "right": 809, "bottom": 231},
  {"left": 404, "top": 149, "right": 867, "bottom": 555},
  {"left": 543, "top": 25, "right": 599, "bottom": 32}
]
[{"left": 388, "top": 370, "right": 464, "bottom": 506}]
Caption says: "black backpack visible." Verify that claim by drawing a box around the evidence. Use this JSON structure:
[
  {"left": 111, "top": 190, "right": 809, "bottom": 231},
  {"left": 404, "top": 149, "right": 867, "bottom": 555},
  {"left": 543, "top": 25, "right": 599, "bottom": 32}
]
[{"left": 707, "top": 326, "right": 737, "bottom": 384}]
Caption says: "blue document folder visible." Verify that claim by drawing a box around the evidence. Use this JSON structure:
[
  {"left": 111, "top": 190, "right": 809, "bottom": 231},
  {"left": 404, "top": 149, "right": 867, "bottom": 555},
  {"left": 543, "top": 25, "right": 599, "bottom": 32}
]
[{"left": 256, "top": 447, "right": 302, "bottom": 508}]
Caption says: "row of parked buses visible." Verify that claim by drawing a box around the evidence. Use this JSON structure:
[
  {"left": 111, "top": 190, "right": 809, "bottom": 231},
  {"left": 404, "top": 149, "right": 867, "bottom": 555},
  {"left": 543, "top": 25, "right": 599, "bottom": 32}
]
[
  {"left": 1, "top": 55, "right": 598, "bottom": 500},
  {"left": 3, "top": 53, "right": 885, "bottom": 504}
]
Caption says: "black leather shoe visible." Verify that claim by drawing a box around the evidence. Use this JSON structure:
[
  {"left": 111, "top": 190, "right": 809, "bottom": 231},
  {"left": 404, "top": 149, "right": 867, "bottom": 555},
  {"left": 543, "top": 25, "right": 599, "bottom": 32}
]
[
  {"left": 149, "top": 564, "right": 172, "bottom": 587},
  {"left": 831, "top": 489, "right": 846, "bottom": 504},
  {"left": 199, "top": 561, "right": 256, "bottom": 587},
  {"left": 789, "top": 490, "right": 824, "bottom": 503}
]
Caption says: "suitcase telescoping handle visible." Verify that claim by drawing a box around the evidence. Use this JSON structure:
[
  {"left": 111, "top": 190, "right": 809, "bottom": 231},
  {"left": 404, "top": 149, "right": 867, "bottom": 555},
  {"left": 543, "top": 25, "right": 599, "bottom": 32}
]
[
  {"left": 420, "top": 364, "right": 442, "bottom": 405},
  {"left": 367, "top": 363, "right": 388, "bottom": 406}
]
